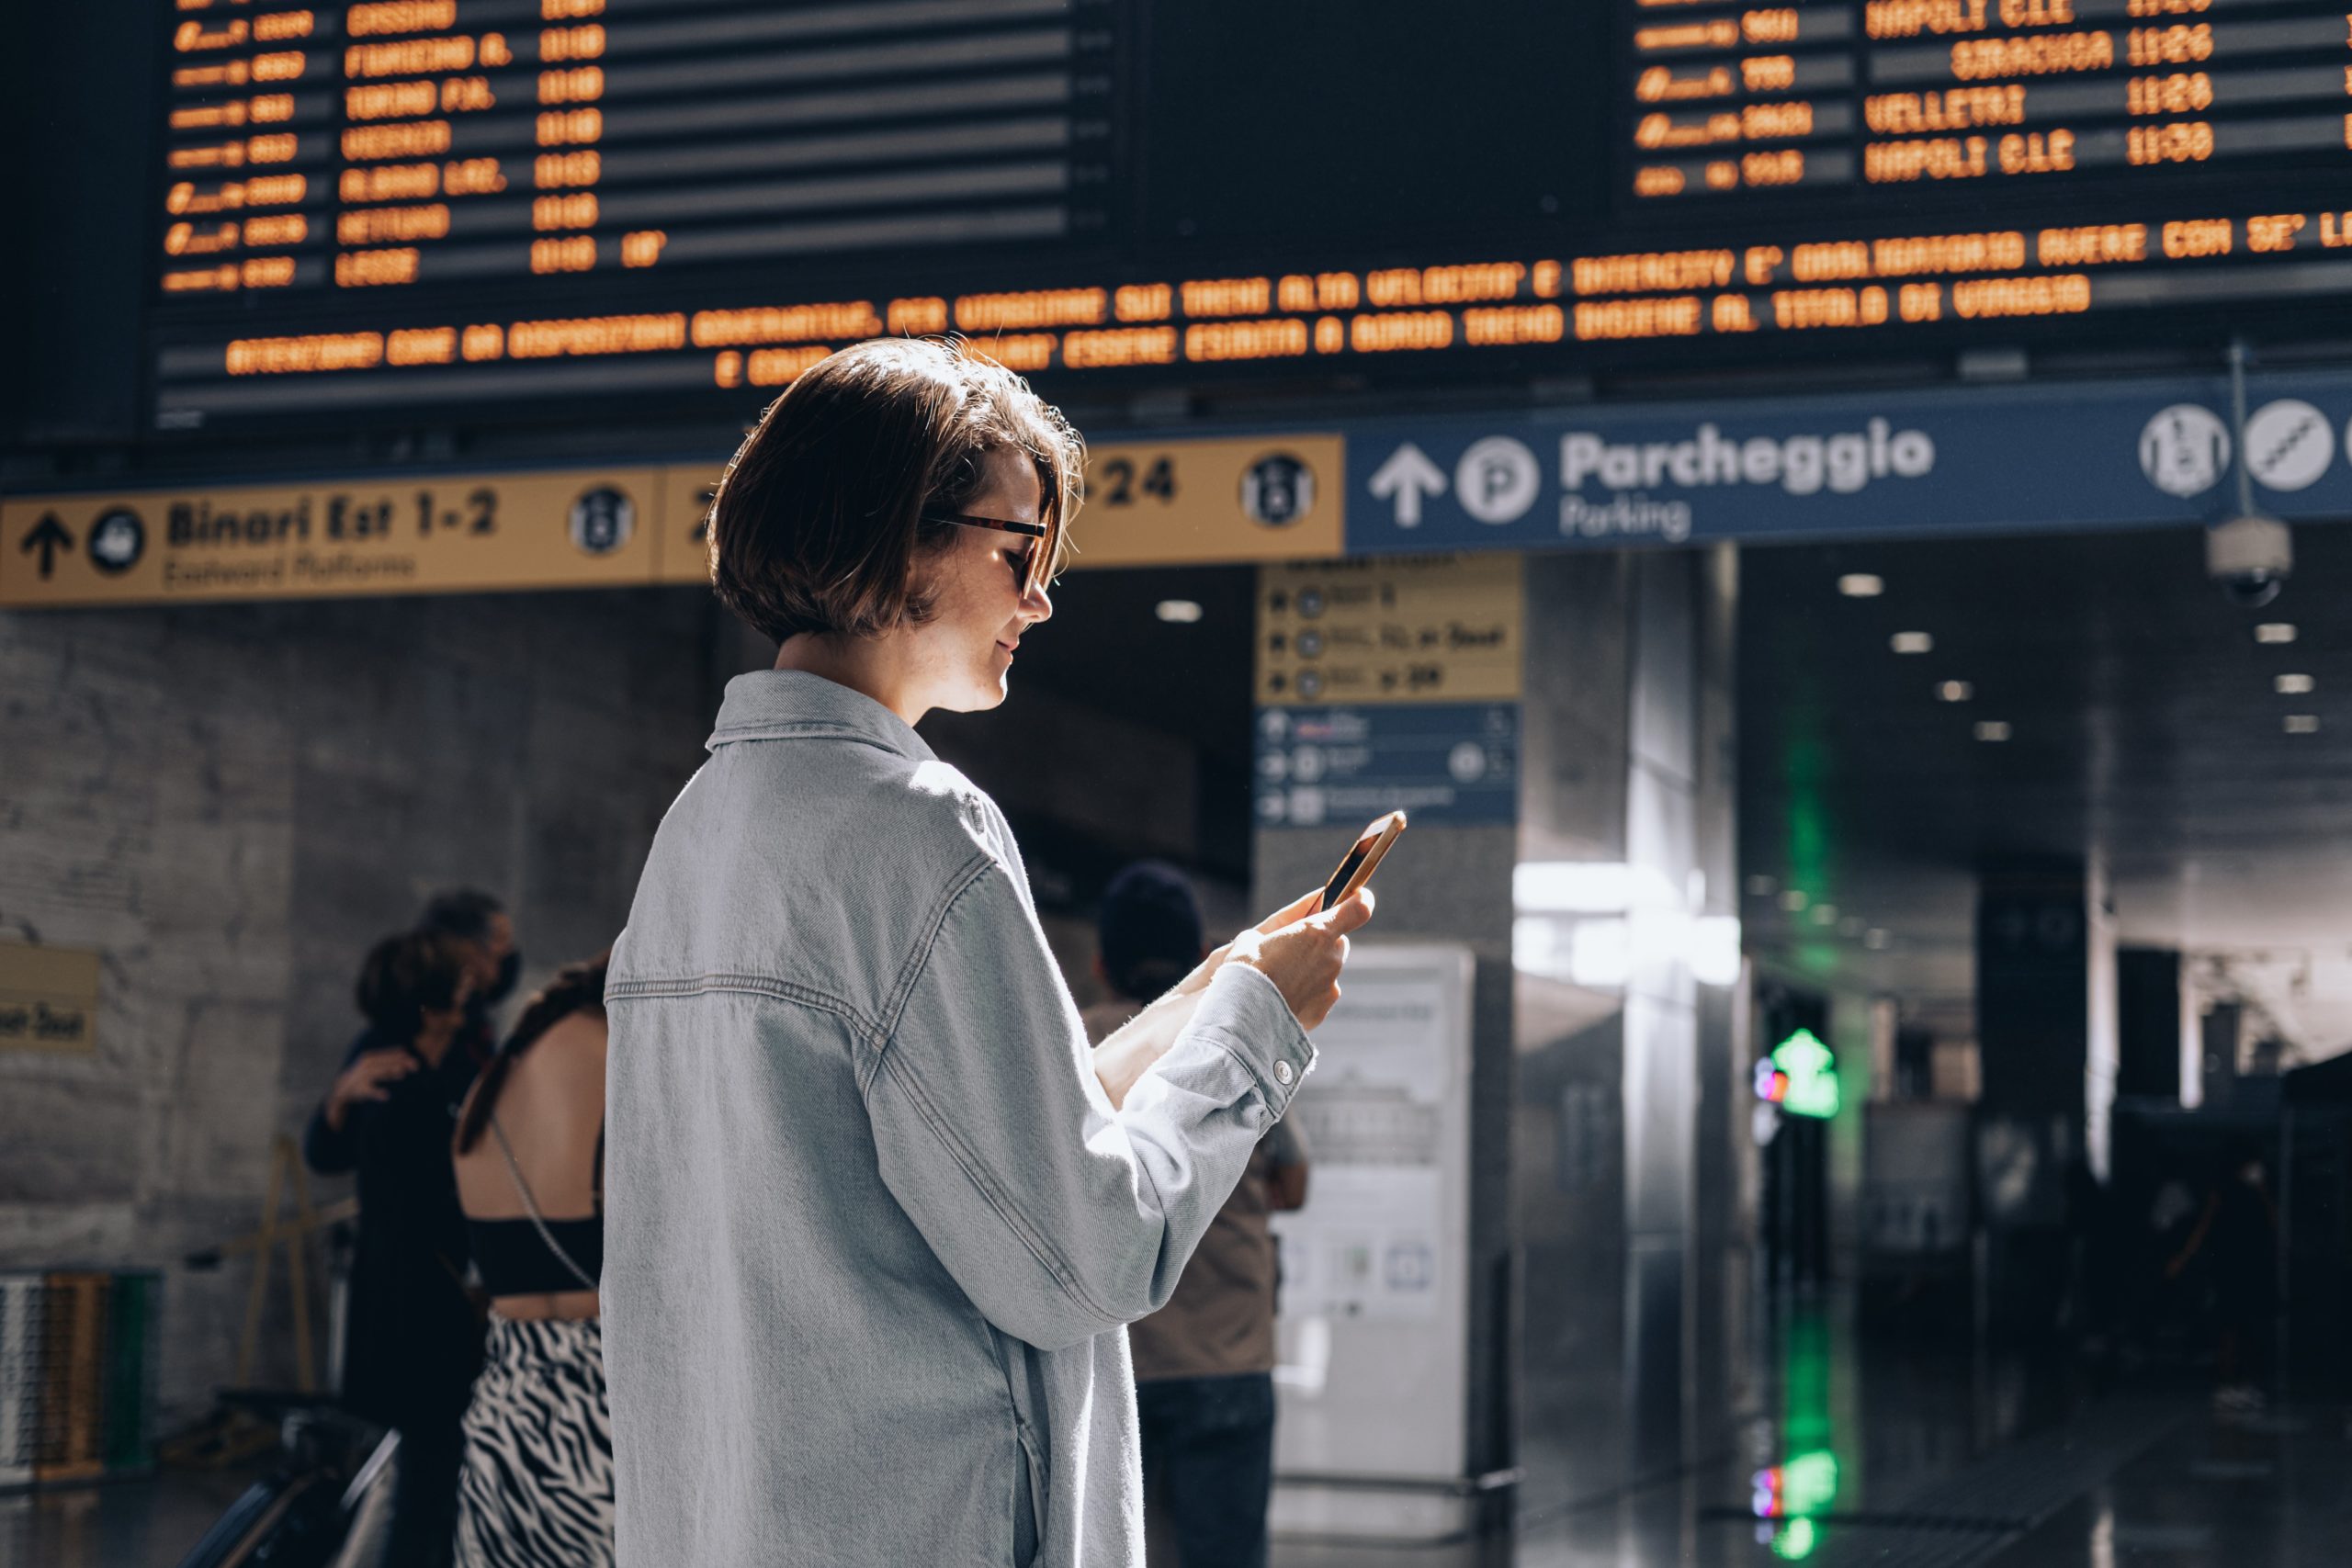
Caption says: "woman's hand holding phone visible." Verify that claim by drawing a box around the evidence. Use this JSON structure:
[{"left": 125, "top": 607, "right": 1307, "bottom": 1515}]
[
  {"left": 1169, "top": 886, "right": 1325, "bottom": 1002},
  {"left": 1092, "top": 886, "right": 1371, "bottom": 1108},
  {"left": 1227, "top": 887, "right": 1374, "bottom": 1032},
  {"left": 1172, "top": 811, "right": 1401, "bottom": 1028}
]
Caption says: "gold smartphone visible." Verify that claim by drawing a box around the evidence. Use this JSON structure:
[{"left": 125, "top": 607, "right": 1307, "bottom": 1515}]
[{"left": 1320, "top": 810, "right": 1408, "bottom": 912}]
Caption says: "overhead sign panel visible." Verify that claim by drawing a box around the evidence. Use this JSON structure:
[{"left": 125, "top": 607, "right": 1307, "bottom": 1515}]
[
  {"left": 1256, "top": 556, "right": 1521, "bottom": 706},
  {"left": 1254, "top": 556, "right": 1522, "bottom": 831},
  {"left": 2, "top": 468, "right": 667, "bottom": 607},
  {"left": 1346, "top": 368, "right": 2352, "bottom": 553},
  {"left": 1252, "top": 704, "right": 1520, "bottom": 831},
  {"left": 1076, "top": 436, "right": 1343, "bottom": 568},
  {"left": 1, "top": 437, "right": 1339, "bottom": 609},
  {"left": 651, "top": 434, "right": 1344, "bottom": 590}
]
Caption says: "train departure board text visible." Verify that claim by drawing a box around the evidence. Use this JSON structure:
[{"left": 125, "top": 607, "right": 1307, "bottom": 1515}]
[
  {"left": 1619, "top": 0, "right": 2352, "bottom": 205},
  {"left": 113, "top": 0, "right": 2352, "bottom": 433},
  {"left": 153, "top": 0, "right": 1121, "bottom": 300}
]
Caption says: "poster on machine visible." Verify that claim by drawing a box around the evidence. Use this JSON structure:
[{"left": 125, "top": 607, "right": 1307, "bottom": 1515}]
[
  {"left": 1270, "top": 943, "right": 1473, "bottom": 1488},
  {"left": 1272, "top": 973, "right": 1452, "bottom": 1323}
]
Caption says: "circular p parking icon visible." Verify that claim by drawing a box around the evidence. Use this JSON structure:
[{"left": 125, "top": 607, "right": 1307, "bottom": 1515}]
[{"left": 1454, "top": 436, "right": 1540, "bottom": 525}]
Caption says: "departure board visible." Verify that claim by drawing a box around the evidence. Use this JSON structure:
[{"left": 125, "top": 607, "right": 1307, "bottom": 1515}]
[
  {"left": 155, "top": 0, "right": 1121, "bottom": 299},
  {"left": 108, "top": 0, "right": 2352, "bottom": 435},
  {"left": 1620, "top": 0, "right": 2352, "bottom": 204}
]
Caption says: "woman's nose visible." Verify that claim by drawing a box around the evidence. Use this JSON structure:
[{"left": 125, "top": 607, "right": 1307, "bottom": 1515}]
[{"left": 1022, "top": 578, "right": 1054, "bottom": 623}]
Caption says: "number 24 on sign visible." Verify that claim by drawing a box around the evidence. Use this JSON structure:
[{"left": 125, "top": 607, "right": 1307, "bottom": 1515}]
[{"left": 1096, "top": 457, "right": 1176, "bottom": 506}]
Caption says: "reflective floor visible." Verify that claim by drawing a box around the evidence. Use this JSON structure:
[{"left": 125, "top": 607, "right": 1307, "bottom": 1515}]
[
  {"left": 1275, "top": 1299, "right": 2351, "bottom": 1568},
  {"left": 9, "top": 1305, "right": 2347, "bottom": 1568},
  {"left": 0, "top": 1459, "right": 266, "bottom": 1568}
]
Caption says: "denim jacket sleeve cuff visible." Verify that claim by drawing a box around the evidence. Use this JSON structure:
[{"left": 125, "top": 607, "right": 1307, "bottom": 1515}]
[{"left": 1189, "top": 961, "right": 1317, "bottom": 1117}]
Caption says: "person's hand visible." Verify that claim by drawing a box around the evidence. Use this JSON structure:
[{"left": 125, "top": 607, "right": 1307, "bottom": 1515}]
[
  {"left": 1172, "top": 887, "right": 1333, "bottom": 1000},
  {"left": 1227, "top": 888, "right": 1374, "bottom": 1032},
  {"left": 324, "top": 1047, "right": 416, "bottom": 1130}
]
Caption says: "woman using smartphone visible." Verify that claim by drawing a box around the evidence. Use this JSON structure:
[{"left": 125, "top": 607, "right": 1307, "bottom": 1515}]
[{"left": 601, "top": 338, "right": 1371, "bottom": 1568}]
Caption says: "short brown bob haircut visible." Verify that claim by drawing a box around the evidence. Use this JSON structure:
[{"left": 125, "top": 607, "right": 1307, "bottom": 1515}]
[{"left": 707, "top": 337, "right": 1086, "bottom": 644}]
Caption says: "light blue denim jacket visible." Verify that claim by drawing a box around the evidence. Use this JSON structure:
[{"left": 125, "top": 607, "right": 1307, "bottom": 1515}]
[{"left": 603, "top": 671, "right": 1315, "bottom": 1567}]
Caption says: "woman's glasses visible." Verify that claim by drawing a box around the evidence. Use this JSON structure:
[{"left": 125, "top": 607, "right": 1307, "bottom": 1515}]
[{"left": 925, "top": 512, "right": 1057, "bottom": 598}]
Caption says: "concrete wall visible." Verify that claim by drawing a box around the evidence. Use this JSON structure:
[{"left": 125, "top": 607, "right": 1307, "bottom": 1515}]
[{"left": 0, "top": 588, "right": 719, "bottom": 1427}]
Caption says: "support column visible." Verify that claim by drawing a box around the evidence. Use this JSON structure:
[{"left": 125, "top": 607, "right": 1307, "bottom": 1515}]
[
  {"left": 1512, "top": 545, "right": 1738, "bottom": 1510},
  {"left": 1973, "top": 857, "right": 2092, "bottom": 1333},
  {"left": 2116, "top": 948, "right": 2186, "bottom": 1103}
]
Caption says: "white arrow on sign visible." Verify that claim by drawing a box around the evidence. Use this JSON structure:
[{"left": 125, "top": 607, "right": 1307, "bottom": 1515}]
[{"left": 1367, "top": 442, "right": 1448, "bottom": 528}]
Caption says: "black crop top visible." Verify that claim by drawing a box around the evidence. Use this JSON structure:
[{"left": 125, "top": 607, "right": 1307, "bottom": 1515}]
[{"left": 468, "top": 1214, "right": 603, "bottom": 1298}]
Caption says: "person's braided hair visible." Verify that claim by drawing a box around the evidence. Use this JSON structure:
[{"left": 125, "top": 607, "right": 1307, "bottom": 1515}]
[{"left": 452, "top": 951, "right": 609, "bottom": 1156}]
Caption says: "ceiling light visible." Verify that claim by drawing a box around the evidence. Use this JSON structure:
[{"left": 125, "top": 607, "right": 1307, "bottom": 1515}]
[
  {"left": 1838, "top": 573, "right": 1884, "bottom": 598},
  {"left": 1974, "top": 721, "right": 2012, "bottom": 742},
  {"left": 1155, "top": 599, "right": 1204, "bottom": 624},
  {"left": 1864, "top": 929, "right": 1891, "bottom": 951},
  {"left": 2256, "top": 623, "right": 2298, "bottom": 644},
  {"left": 2277, "top": 673, "right": 2316, "bottom": 695},
  {"left": 1810, "top": 904, "right": 1838, "bottom": 926},
  {"left": 1891, "top": 632, "right": 1933, "bottom": 654},
  {"left": 1745, "top": 874, "right": 1778, "bottom": 897},
  {"left": 1839, "top": 917, "right": 1865, "bottom": 937},
  {"left": 2286, "top": 715, "right": 2321, "bottom": 734},
  {"left": 1779, "top": 889, "right": 1810, "bottom": 912},
  {"left": 1937, "top": 681, "right": 1973, "bottom": 703}
]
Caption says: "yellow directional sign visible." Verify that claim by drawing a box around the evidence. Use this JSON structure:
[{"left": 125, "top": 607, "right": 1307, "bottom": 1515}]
[
  {"left": 0, "top": 942, "right": 100, "bottom": 1055},
  {"left": 652, "top": 468, "right": 720, "bottom": 586},
  {"left": 1, "top": 436, "right": 1345, "bottom": 609},
  {"left": 1, "top": 469, "right": 665, "bottom": 608},
  {"left": 1257, "top": 554, "right": 1523, "bottom": 706},
  {"left": 656, "top": 434, "right": 1345, "bottom": 585},
  {"left": 1074, "top": 435, "right": 1343, "bottom": 568}
]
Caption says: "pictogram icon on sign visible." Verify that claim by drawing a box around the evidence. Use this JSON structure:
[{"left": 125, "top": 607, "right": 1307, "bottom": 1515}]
[
  {"left": 21, "top": 513, "right": 74, "bottom": 580},
  {"left": 1367, "top": 443, "right": 1447, "bottom": 527},
  {"left": 2242, "top": 400, "right": 2333, "bottom": 492},
  {"left": 2138, "top": 404, "right": 2229, "bottom": 498},
  {"left": 88, "top": 509, "right": 146, "bottom": 575},
  {"left": 1240, "top": 453, "right": 1314, "bottom": 527},
  {"left": 570, "top": 486, "right": 635, "bottom": 555},
  {"left": 1453, "top": 436, "right": 1541, "bottom": 525}
]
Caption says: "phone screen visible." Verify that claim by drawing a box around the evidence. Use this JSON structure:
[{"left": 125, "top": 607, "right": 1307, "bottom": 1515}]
[
  {"left": 1320, "top": 837, "right": 1375, "bottom": 911},
  {"left": 1320, "top": 811, "right": 1405, "bottom": 910}
]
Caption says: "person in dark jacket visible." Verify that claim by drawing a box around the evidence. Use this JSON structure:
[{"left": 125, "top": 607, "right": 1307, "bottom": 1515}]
[
  {"left": 418, "top": 887, "right": 520, "bottom": 1043},
  {"left": 1081, "top": 863, "right": 1311, "bottom": 1568},
  {"left": 303, "top": 930, "right": 488, "bottom": 1568}
]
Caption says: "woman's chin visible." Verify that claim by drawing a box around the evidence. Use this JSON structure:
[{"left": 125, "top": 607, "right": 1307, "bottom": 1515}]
[{"left": 936, "top": 675, "right": 1012, "bottom": 715}]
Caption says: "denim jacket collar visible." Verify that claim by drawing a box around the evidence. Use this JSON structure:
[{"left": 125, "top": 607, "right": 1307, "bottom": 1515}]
[{"left": 707, "top": 670, "right": 937, "bottom": 764}]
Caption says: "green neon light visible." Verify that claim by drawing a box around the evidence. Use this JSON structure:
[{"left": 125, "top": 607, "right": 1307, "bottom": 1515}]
[
  {"left": 1771, "top": 1029, "right": 1841, "bottom": 1120},
  {"left": 1781, "top": 1450, "right": 1839, "bottom": 1517},
  {"left": 1772, "top": 1517, "right": 1820, "bottom": 1561}
]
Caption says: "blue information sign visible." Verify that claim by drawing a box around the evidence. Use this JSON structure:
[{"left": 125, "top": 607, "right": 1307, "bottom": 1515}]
[
  {"left": 1344, "top": 368, "right": 2352, "bottom": 555},
  {"left": 1254, "top": 704, "right": 1518, "bottom": 829}
]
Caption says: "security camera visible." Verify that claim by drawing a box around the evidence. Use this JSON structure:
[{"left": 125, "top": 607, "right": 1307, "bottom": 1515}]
[{"left": 2207, "top": 513, "right": 2292, "bottom": 608}]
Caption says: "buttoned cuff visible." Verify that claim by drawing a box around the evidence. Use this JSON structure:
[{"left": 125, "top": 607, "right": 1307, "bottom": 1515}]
[{"left": 1192, "top": 962, "right": 1317, "bottom": 1117}]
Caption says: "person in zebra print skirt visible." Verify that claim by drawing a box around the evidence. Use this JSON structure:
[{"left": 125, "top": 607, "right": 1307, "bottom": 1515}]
[{"left": 450, "top": 955, "right": 616, "bottom": 1568}]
